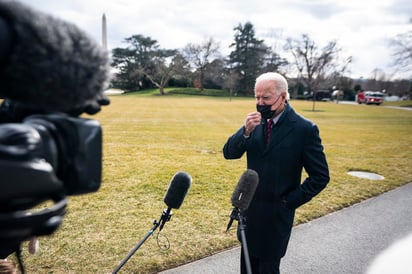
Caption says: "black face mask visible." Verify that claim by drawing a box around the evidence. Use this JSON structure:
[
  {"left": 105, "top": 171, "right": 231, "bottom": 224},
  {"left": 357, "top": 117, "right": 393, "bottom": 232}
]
[
  {"left": 256, "top": 94, "right": 283, "bottom": 119},
  {"left": 256, "top": 104, "right": 275, "bottom": 119}
]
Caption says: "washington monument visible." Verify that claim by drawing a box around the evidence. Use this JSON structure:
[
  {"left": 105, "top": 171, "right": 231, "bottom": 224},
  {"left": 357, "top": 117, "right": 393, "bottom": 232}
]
[{"left": 102, "top": 13, "right": 107, "bottom": 50}]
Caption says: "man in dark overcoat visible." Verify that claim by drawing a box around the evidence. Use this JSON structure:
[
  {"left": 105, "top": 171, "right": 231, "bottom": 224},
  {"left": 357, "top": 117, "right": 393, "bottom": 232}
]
[{"left": 223, "top": 72, "right": 330, "bottom": 274}]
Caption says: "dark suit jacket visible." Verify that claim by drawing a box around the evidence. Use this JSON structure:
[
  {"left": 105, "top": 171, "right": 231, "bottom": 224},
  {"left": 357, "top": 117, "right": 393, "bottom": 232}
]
[{"left": 223, "top": 103, "right": 329, "bottom": 260}]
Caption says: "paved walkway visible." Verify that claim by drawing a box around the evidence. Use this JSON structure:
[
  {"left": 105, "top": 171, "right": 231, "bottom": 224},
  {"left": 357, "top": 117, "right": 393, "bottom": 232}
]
[{"left": 160, "top": 182, "right": 412, "bottom": 274}]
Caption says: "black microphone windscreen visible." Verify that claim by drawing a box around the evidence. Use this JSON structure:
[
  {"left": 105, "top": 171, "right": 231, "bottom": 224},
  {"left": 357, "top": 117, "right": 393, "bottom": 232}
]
[
  {"left": 231, "top": 169, "right": 259, "bottom": 210},
  {"left": 163, "top": 171, "right": 192, "bottom": 209},
  {"left": 0, "top": 1, "right": 111, "bottom": 113}
]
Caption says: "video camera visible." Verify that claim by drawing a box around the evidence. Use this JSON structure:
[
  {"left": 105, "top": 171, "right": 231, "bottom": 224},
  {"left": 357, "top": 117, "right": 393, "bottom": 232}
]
[
  {"left": 0, "top": 0, "right": 111, "bottom": 263},
  {"left": 0, "top": 100, "right": 103, "bottom": 258}
]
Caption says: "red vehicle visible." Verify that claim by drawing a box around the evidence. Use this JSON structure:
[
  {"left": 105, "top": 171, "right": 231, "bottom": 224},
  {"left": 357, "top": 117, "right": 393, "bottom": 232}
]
[{"left": 356, "top": 91, "right": 384, "bottom": 105}]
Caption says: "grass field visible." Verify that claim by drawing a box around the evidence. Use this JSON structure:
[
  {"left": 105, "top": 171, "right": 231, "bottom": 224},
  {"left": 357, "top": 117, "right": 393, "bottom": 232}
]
[{"left": 19, "top": 94, "right": 412, "bottom": 273}]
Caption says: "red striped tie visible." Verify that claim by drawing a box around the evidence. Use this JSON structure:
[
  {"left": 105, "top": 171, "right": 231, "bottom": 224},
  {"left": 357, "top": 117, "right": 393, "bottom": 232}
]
[{"left": 266, "top": 119, "right": 273, "bottom": 144}]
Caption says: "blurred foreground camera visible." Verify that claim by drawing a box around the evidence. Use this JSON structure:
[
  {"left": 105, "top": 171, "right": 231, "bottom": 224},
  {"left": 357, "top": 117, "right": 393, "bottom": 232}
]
[
  {"left": 23, "top": 113, "right": 102, "bottom": 196},
  {"left": 0, "top": 0, "right": 111, "bottom": 269},
  {"left": 0, "top": 109, "right": 102, "bottom": 258}
]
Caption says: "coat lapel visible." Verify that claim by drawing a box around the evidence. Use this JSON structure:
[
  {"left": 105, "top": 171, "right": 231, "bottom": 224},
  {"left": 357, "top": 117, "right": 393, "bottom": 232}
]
[{"left": 264, "top": 104, "right": 297, "bottom": 152}]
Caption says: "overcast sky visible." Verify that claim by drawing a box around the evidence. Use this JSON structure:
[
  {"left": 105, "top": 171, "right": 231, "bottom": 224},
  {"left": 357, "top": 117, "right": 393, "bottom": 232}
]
[{"left": 18, "top": 0, "right": 412, "bottom": 79}]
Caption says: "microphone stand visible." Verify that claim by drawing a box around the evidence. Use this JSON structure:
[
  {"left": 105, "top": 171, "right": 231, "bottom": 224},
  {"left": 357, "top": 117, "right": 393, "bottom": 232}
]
[
  {"left": 227, "top": 208, "right": 252, "bottom": 274},
  {"left": 112, "top": 208, "right": 172, "bottom": 274},
  {"left": 238, "top": 211, "right": 252, "bottom": 274}
]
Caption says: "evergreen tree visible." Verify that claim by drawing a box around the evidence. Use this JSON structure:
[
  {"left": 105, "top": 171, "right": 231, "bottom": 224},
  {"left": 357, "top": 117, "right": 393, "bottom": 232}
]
[{"left": 228, "top": 22, "right": 268, "bottom": 95}]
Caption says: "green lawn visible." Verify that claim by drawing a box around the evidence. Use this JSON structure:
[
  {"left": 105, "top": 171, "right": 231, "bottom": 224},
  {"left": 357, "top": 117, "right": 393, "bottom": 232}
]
[{"left": 20, "top": 95, "right": 412, "bottom": 273}]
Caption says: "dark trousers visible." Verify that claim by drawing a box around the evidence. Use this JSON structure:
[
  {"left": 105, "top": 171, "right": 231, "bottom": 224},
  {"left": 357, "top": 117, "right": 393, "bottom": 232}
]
[{"left": 240, "top": 246, "right": 281, "bottom": 274}]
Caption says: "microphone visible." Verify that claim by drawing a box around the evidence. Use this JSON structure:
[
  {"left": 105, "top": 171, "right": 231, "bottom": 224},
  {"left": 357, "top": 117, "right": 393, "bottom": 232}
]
[
  {"left": 112, "top": 172, "right": 191, "bottom": 274},
  {"left": 0, "top": 1, "right": 111, "bottom": 115},
  {"left": 159, "top": 171, "right": 192, "bottom": 231},
  {"left": 226, "top": 169, "right": 259, "bottom": 232}
]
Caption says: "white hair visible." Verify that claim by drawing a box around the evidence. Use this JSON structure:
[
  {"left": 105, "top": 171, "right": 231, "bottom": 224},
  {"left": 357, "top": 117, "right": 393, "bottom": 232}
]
[{"left": 255, "top": 72, "right": 290, "bottom": 99}]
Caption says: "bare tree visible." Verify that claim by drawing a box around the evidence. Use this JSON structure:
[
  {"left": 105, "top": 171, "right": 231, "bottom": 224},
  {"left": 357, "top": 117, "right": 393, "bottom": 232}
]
[
  {"left": 285, "top": 34, "right": 342, "bottom": 111},
  {"left": 390, "top": 30, "right": 412, "bottom": 73},
  {"left": 222, "top": 70, "right": 241, "bottom": 100},
  {"left": 182, "top": 37, "right": 221, "bottom": 90},
  {"left": 141, "top": 53, "right": 189, "bottom": 95},
  {"left": 261, "top": 28, "right": 289, "bottom": 74}
]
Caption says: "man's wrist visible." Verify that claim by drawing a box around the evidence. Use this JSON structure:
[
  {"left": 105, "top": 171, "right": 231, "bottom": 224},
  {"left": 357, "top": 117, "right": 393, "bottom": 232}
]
[{"left": 243, "top": 126, "right": 250, "bottom": 138}]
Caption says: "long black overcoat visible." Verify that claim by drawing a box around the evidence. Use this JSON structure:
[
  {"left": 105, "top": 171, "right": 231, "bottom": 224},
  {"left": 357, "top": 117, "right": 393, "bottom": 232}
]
[{"left": 223, "top": 104, "right": 330, "bottom": 260}]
